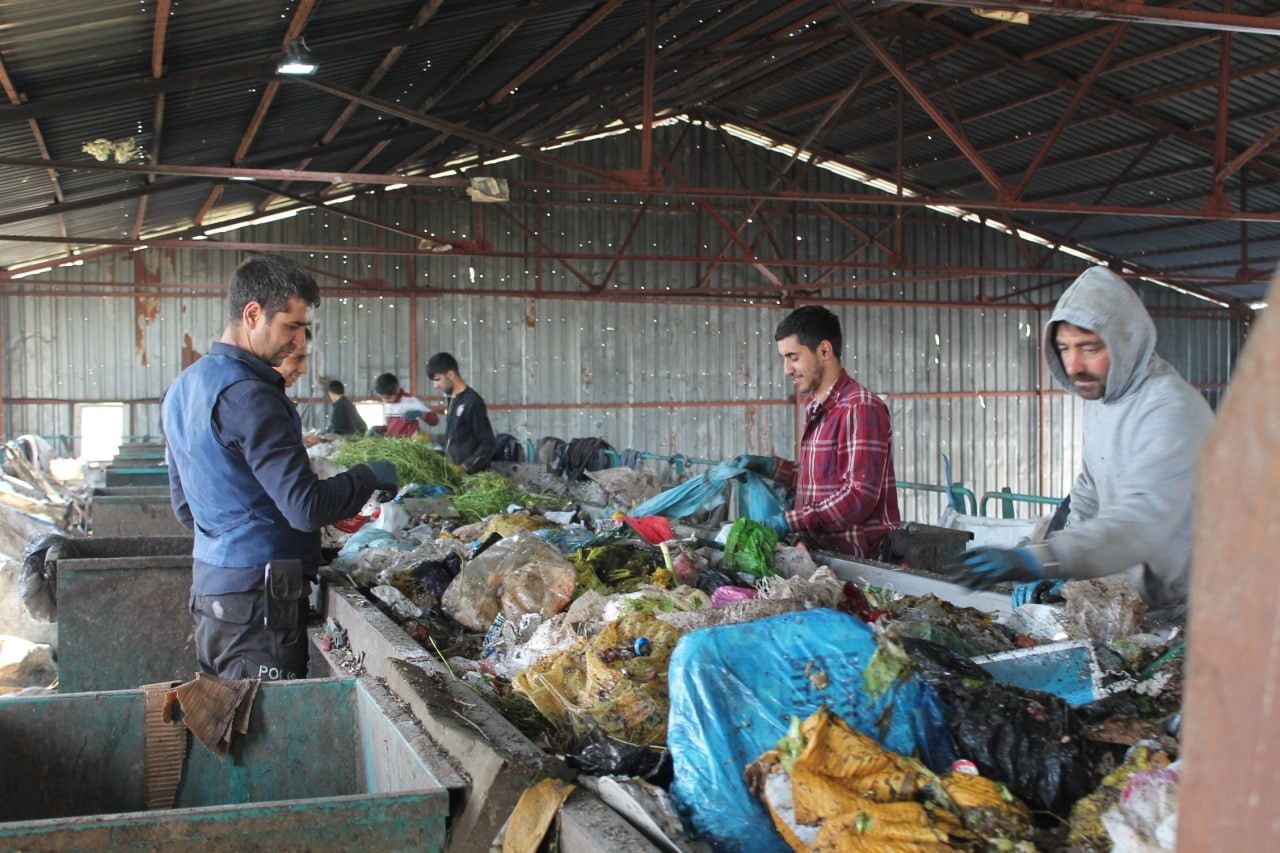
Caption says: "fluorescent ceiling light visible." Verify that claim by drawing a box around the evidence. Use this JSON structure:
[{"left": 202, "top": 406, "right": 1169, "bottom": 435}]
[{"left": 278, "top": 40, "right": 318, "bottom": 76}]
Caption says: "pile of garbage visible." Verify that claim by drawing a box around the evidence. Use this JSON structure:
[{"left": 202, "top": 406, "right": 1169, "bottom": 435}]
[{"left": 316, "top": 439, "right": 1185, "bottom": 852}]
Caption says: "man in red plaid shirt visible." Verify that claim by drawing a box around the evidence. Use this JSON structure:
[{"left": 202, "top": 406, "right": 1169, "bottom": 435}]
[{"left": 740, "top": 306, "right": 900, "bottom": 558}]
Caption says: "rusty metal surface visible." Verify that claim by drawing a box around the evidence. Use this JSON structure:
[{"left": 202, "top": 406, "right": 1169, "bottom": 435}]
[{"left": 1180, "top": 278, "right": 1280, "bottom": 847}]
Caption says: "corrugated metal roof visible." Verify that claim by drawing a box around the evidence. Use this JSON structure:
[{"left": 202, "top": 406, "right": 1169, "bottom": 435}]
[{"left": 0, "top": 0, "right": 1276, "bottom": 303}]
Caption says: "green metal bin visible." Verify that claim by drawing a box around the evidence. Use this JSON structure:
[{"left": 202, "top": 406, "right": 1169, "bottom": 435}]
[{"left": 0, "top": 677, "right": 452, "bottom": 850}]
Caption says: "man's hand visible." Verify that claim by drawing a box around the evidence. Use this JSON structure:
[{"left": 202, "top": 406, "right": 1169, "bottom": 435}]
[
  {"left": 732, "top": 454, "right": 775, "bottom": 477},
  {"left": 403, "top": 409, "right": 424, "bottom": 423},
  {"left": 762, "top": 513, "right": 789, "bottom": 538},
  {"left": 357, "top": 460, "right": 399, "bottom": 492},
  {"left": 1011, "top": 579, "right": 1065, "bottom": 608},
  {"left": 944, "top": 546, "right": 1044, "bottom": 590}
]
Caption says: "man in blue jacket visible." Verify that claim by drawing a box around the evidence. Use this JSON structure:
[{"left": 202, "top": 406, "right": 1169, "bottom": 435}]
[{"left": 163, "top": 255, "right": 397, "bottom": 680}]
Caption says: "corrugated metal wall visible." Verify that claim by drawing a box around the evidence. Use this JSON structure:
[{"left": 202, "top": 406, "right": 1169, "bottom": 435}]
[{"left": 1, "top": 124, "right": 1246, "bottom": 522}]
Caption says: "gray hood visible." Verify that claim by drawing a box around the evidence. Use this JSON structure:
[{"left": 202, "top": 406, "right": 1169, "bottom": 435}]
[{"left": 1045, "top": 267, "right": 1156, "bottom": 403}]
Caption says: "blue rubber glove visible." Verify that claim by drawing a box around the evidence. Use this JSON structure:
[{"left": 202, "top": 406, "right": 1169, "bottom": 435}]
[
  {"left": 403, "top": 410, "right": 424, "bottom": 422},
  {"left": 732, "top": 454, "right": 775, "bottom": 478},
  {"left": 762, "top": 513, "right": 789, "bottom": 537},
  {"left": 945, "top": 546, "right": 1044, "bottom": 590},
  {"left": 1011, "top": 579, "right": 1066, "bottom": 608},
  {"left": 356, "top": 460, "right": 399, "bottom": 492}
]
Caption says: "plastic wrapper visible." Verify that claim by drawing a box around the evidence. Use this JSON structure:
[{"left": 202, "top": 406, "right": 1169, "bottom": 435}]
[
  {"left": 746, "top": 708, "right": 1032, "bottom": 852},
  {"left": 723, "top": 517, "right": 777, "bottom": 578},
  {"left": 773, "top": 544, "right": 820, "bottom": 580},
  {"left": 564, "top": 729, "right": 671, "bottom": 781},
  {"left": 409, "top": 552, "right": 463, "bottom": 599},
  {"left": 621, "top": 515, "right": 675, "bottom": 545},
  {"left": 1100, "top": 760, "right": 1179, "bottom": 851},
  {"left": 586, "top": 467, "right": 663, "bottom": 508},
  {"left": 440, "top": 529, "right": 577, "bottom": 631},
  {"left": 534, "top": 524, "right": 600, "bottom": 554},
  {"left": 667, "top": 610, "right": 955, "bottom": 853},
  {"left": 711, "top": 585, "right": 759, "bottom": 609},
  {"left": 513, "top": 612, "right": 680, "bottom": 747},
  {"left": 629, "top": 459, "right": 782, "bottom": 523},
  {"left": 756, "top": 567, "right": 845, "bottom": 610},
  {"left": 1061, "top": 577, "right": 1148, "bottom": 644},
  {"left": 371, "top": 584, "right": 423, "bottom": 621},
  {"left": 372, "top": 499, "right": 410, "bottom": 533},
  {"left": 1068, "top": 744, "right": 1175, "bottom": 848},
  {"left": 19, "top": 533, "right": 66, "bottom": 622}
]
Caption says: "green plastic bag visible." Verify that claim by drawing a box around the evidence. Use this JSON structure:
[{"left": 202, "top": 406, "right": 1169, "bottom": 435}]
[{"left": 723, "top": 517, "right": 778, "bottom": 578}]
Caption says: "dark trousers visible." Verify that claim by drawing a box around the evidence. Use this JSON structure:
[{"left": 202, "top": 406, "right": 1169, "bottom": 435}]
[{"left": 191, "top": 591, "right": 310, "bottom": 681}]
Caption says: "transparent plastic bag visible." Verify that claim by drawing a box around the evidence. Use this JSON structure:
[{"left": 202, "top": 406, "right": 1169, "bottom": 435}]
[{"left": 440, "top": 529, "right": 576, "bottom": 631}]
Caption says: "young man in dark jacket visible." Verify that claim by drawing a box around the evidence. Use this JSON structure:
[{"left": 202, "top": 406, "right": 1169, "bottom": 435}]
[
  {"left": 428, "top": 352, "right": 496, "bottom": 474},
  {"left": 326, "top": 380, "right": 367, "bottom": 436}
]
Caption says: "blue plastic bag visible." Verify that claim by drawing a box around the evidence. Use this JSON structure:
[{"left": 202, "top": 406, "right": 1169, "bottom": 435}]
[
  {"left": 628, "top": 459, "right": 784, "bottom": 522},
  {"left": 667, "top": 609, "right": 956, "bottom": 852}
]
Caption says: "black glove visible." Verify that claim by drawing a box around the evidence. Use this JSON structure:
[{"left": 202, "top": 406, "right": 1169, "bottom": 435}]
[{"left": 356, "top": 460, "right": 399, "bottom": 492}]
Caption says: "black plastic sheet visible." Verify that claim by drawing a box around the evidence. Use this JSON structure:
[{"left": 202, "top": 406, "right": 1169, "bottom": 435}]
[{"left": 902, "top": 636, "right": 1102, "bottom": 817}]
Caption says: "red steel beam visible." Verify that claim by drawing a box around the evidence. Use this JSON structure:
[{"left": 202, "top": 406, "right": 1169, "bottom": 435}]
[
  {"left": 640, "top": 0, "right": 657, "bottom": 179},
  {"left": 135, "top": 0, "right": 173, "bottom": 240},
  {"left": 490, "top": 204, "right": 600, "bottom": 290},
  {"left": 1029, "top": 137, "right": 1162, "bottom": 271},
  {"left": 1211, "top": 16, "right": 1234, "bottom": 206},
  {"left": 828, "top": 0, "right": 1007, "bottom": 197},
  {"left": 15, "top": 150, "right": 1280, "bottom": 227},
  {"left": 906, "top": 0, "right": 1280, "bottom": 36},
  {"left": 1013, "top": 26, "right": 1126, "bottom": 200},
  {"left": 0, "top": 275, "right": 1246, "bottom": 320},
  {"left": 386, "top": 0, "right": 708, "bottom": 174},
  {"left": 341, "top": 15, "right": 527, "bottom": 176},
  {"left": 193, "top": 0, "right": 318, "bottom": 226},
  {"left": 241, "top": 183, "right": 472, "bottom": 249},
  {"left": 257, "top": 0, "right": 446, "bottom": 211},
  {"left": 1217, "top": 119, "right": 1280, "bottom": 184},
  {"left": 696, "top": 57, "right": 881, "bottom": 287},
  {"left": 0, "top": 233, "right": 1257, "bottom": 286},
  {"left": 487, "top": 0, "right": 624, "bottom": 107},
  {"left": 299, "top": 78, "right": 623, "bottom": 184},
  {"left": 911, "top": 14, "right": 1280, "bottom": 191},
  {"left": 0, "top": 53, "right": 69, "bottom": 250},
  {"left": 866, "top": 5, "right": 1267, "bottom": 172},
  {"left": 651, "top": 149, "right": 784, "bottom": 288}
]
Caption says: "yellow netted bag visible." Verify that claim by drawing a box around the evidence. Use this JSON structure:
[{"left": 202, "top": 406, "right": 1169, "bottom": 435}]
[{"left": 512, "top": 612, "right": 681, "bottom": 746}]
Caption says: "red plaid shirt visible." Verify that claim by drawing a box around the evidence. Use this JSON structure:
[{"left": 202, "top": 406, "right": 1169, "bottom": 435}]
[{"left": 772, "top": 370, "right": 900, "bottom": 558}]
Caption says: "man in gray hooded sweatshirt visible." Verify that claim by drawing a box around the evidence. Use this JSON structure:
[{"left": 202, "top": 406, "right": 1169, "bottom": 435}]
[{"left": 947, "top": 266, "right": 1214, "bottom": 608}]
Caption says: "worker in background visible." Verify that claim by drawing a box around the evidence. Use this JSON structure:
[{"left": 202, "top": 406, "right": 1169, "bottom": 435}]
[
  {"left": 736, "top": 306, "right": 900, "bottom": 559},
  {"left": 428, "top": 351, "right": 496, "bottom": 474},
  {"left": 372, "top": 372, "right": 437, "bottom": 437},
  {"left": 162, "top": 255, "right": 398, "bottom": 681},
  {"left": 275, "top": 327, "right": 311, "bottom": 390},
  {"left": 326, "top": 380, "right": 367, "bottom": 436},
  {"left": 275, "top": 328, "right": 320, "bottom": 446},
  {"left": 946, "top": 266, "right": 1214, "bottom": 610}
]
